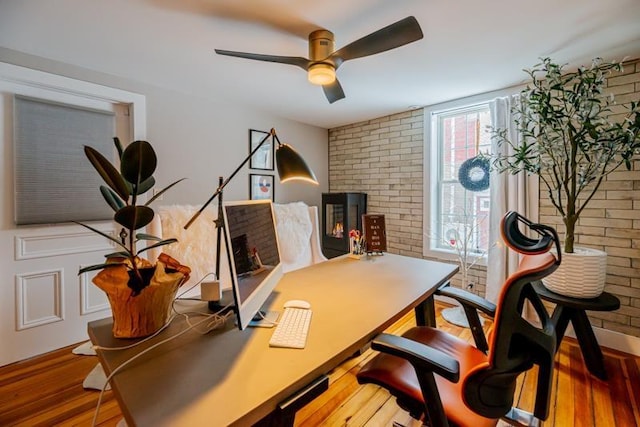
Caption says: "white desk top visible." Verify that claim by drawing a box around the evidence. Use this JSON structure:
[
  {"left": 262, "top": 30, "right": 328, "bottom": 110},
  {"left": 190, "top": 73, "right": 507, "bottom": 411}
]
[{"left": 88, "top": 253, "right": 458, "bottom": 426}]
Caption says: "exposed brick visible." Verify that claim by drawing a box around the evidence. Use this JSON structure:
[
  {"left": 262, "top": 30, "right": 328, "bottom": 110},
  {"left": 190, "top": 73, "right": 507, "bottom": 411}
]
[
  {"left": 608, "top": 72, "right": 640, "bottom": 86},
  {"left": 605, "top": 83, "right": 636, "bottom": 96},
  {"left": 328, "top": 59, "right": 640, "bottom": 339}
]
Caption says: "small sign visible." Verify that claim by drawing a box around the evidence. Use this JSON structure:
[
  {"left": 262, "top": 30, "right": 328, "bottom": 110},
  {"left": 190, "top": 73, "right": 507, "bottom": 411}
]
[{"left": 363, "top": 214, "right": 386, "bottom": 254}]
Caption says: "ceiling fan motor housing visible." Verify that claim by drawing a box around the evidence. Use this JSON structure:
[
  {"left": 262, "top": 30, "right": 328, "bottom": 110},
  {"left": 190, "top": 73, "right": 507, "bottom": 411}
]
[
  {"left": 308, "top": 30, "right": 336, "bottom": 85},
  {"left": 309, "top": 30, "right": 335, "bottom": 61}
]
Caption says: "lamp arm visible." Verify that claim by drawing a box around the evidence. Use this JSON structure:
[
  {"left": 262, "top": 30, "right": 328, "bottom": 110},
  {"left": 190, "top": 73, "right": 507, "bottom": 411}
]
[{"left": 184, "top": 128, "right": 276, "bottom": 229}]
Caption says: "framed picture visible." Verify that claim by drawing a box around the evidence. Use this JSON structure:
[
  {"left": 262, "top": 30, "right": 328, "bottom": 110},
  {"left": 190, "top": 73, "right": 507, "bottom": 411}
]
[
  {"left": 250, "top": 174, "right": 274, "bottom": 201},
  {"left": 249, "top": 129, "right": 273, "bottom": 170}
]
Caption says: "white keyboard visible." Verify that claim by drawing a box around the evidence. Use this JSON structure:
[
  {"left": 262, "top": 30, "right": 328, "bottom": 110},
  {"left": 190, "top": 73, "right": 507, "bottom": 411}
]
[{"left": 269, "top": 307, "right": 312, "bottom": 349}]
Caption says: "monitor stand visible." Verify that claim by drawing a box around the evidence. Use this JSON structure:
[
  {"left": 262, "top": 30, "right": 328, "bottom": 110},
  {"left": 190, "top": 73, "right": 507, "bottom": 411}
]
[
  {"left": 207, "top": 301, "right": 235, "bottom": 314},
  {"left": 207, "top": 290, "right": 235, "bottom": 314},
  {"left": 248, "top": 310, "right": 279, "bottom": 328}
]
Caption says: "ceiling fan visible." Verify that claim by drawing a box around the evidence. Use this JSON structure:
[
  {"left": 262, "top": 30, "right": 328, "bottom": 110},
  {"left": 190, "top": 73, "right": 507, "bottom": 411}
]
[{"left": 215, "top": 16, "right": 424, "bottom": 104}]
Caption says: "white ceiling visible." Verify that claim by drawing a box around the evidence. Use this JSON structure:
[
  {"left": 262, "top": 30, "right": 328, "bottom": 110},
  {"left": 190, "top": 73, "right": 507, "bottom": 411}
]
[{"left": 1, "top": 0, "right": 639, "bottom": 129}]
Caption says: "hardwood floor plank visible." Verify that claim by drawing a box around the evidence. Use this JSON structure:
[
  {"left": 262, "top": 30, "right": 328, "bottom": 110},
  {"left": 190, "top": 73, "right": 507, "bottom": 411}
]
[
  {"left": 607, "top": 357, "right": 636, "bottom": 426},
  {"left": 514, "top": 366, "right": 537, "bottom": 415},
  {"left": 364, "top": 400, "right": 421, "bottom": 427},
  {"left": 296, "top": 370, "right": 361, "bottom": 426},
  {"left": 0, "top": 344, "right": 117, "bottom": 427},
  {"left": 318, "top": 383, "right": 385, "bottom": 426},
  {"left": 362, "top": 397, "right": 402, "bottom": 426},
  {"left": 553, "top": 344, "right": 575, "bottom": 426},
  {"left": 591, "top": 357, "right": 616, "bottom": 426},
  {"left": 624, "top": 357, "right": 640, "bottom": 425},
  {"left": 569, "top": 344, "right": 595, "bottom": 427}
]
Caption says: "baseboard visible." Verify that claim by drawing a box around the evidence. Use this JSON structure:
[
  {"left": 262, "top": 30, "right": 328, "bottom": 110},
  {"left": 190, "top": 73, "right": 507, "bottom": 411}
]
[{"left": 565, "top": 325, "right": 640, "bottom": 357}]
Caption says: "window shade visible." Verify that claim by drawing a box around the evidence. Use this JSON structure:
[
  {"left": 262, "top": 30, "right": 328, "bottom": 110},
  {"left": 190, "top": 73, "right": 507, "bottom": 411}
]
[{"left": 14, "top": 95, "right": 116, "bottom": 225}]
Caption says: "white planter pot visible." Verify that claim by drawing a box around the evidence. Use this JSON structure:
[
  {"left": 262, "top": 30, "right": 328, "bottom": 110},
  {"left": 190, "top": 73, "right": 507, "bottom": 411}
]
[{"left": 542, "top": 247, "right": 607, "bottom": 299}]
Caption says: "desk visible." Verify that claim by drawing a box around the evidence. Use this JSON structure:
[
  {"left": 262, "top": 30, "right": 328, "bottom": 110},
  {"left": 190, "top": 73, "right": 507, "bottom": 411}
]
[
  {"left": 532, "top": 281, "right": 620, "bottom": 380},
  {"left": 88, "top": 254, "right": 457, "bottom": 426}
]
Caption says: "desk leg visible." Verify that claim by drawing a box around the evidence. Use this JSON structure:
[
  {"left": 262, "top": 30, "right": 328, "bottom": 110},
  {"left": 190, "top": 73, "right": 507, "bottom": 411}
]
[
  {"left": 416, "top": 297, "right": 436, "bottom": 327},
  {"left": 552, "top": 306, "right": 608, "bottom": 381},
  {"left": 570, "top": 310, "right": 608, "bottom": 381}
]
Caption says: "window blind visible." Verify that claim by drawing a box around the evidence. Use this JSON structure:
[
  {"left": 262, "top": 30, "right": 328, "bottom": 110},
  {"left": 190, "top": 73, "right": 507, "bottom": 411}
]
[{"left": 14, "top": 95, "right": 116, "bottom": 225}]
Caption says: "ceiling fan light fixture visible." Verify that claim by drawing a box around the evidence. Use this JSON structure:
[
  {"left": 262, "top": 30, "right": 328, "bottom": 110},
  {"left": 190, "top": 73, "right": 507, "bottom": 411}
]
[{"left": 308, "top": 63, "right": 335, "bottom": 85}]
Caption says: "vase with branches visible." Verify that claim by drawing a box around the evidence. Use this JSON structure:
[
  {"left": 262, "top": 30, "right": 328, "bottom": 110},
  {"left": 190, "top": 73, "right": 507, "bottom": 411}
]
[{"left": 429, "top": 209, "right": 490, "bottom": 327}]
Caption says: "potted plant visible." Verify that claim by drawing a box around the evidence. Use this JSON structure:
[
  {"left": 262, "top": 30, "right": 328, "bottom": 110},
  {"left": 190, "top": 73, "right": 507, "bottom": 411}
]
[
  {"left": 492, "top": 57, "right": 640, "bottom": 297},
  {"left": 78, "top": 137, "right": 189, "bottom": 337}
]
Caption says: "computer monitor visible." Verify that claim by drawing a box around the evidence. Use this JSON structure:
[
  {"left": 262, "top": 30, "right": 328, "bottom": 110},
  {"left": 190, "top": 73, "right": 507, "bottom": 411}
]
[{"left": 221, "top": 199, "right": 283, "bottom": 330}]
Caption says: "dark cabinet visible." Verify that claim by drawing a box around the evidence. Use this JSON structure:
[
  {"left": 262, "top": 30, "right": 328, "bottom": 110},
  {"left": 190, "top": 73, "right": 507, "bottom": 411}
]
[{"left": 321, "top": 192, "right": 367, "bottom": 258}]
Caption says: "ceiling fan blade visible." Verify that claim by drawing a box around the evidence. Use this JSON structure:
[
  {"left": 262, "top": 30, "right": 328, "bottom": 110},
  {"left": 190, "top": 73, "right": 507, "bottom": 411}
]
[
  {"left": 329, "top": 16, "right": 423, "bottom": 68},
  {"left": 322, "top": 79, "right": 345, "bottom": 104},
  {"left": 215, "top": 49, "right": 311, "bottom": 70}
]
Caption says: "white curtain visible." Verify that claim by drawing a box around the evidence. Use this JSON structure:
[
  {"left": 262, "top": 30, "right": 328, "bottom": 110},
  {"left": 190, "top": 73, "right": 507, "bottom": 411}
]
[{"left": 485, "top": 95, "right": 539, "bottom": 303}]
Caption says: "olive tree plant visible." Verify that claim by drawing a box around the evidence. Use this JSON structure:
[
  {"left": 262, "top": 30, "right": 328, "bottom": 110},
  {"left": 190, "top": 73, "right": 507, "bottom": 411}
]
[{"left": 492, "top": 57, "right": 640, "bottom": 253}]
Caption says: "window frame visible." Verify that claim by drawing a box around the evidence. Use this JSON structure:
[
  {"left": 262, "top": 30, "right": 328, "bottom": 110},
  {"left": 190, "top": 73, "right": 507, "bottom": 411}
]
[{"left": 423, "top": 91, "right": 503, "bottom": 264}]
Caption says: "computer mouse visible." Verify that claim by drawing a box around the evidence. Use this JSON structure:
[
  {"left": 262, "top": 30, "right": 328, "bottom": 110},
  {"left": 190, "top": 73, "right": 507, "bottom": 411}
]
[{"left": 283, "top": 299, "right": 311, "bottom": 310}]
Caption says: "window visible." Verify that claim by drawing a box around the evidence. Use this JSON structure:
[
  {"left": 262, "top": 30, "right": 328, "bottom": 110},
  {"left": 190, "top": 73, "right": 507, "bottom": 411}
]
[{"left": 424, "top": 103, "right": 492, "bottom": 261}]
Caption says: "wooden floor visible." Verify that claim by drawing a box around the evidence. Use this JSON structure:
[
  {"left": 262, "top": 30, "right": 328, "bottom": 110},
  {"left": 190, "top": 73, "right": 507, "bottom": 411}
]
[{"left": 1, "top": 303, "right": 639, "bottom": 427}]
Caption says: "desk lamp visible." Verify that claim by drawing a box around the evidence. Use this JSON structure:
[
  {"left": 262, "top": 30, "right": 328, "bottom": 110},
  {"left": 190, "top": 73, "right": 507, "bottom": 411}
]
[{"left": 184, "top": 128, "right": 318, "bottom": 305}]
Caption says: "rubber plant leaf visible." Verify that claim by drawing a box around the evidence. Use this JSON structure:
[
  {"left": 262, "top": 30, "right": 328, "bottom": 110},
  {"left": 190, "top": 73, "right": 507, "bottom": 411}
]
[
  {"left": 120, "top": 140, "right": 157, "bottom": 185},
  {"left": 145, "top": 178, "right": 187, "bottom": 206},
  {"left": 103, "top": 251, "right": 131, "bottom": 259},
  {"left": 74, "top": 221, "right": 129, "bottom": 252},
  {"left": 137, "top": 176, "right": 156, "bottom": 195},
  {"left": 136, "top": 233, "right": 163, "bottom": 241},
  {"left": 100, "top": 185, "right": 125, "bottom": 212},
  {"left": 84, "top": 146, "right": 130, "bottom": 201},
  {"left": 137, "top": 238, "right": 179, "bottom": 255},
  {"left": 114, "top": 205, "right": 155, "bottom": 230},
  {"left": 79, "top": 262, "right": 125, "bottom": 275},
  {"left": 113, "top": 136, "right": 124, "bottom": 160}
]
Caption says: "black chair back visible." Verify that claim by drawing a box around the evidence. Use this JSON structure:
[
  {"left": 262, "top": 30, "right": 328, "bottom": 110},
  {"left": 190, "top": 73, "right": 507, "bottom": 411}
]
[{"left": 463, "top": 211, "right": 560, "bottom": 419}]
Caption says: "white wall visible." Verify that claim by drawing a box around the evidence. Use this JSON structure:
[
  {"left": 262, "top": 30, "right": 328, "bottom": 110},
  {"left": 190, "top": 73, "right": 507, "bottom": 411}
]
[
  {"left": 0, "top": 48, "right": 328, "bottom": 366},
  {"left": 140, "top": 78, "right": 328, "bottom": 206}
]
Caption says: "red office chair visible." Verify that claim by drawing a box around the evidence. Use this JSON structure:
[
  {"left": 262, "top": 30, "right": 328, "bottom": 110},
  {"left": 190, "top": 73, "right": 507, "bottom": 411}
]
[{"left": 357, "top": 212, "right": 562, "bottom": 427}]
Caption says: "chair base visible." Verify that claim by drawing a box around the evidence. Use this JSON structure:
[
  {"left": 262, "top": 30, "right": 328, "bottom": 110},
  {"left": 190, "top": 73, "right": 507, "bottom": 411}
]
[{"left": 502, "top": 407, "right": 541, "bottom": 427}]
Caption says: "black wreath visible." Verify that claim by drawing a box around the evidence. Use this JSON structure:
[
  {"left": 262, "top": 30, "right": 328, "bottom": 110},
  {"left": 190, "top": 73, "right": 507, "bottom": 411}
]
[{"left": 458, "top": 156, "right": 490, "bottom": 192}]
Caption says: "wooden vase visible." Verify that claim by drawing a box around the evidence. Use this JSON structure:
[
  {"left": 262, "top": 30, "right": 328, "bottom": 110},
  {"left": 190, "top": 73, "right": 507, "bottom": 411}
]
[{"left": 93, "top": 260, "right": 187, "bottom": 338}]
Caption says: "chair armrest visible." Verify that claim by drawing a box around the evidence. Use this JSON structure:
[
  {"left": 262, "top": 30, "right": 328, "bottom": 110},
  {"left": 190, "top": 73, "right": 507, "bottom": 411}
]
[
  {"left": 437, "top": 283, "right": 495, "bottom": 353},
  {"left": 371, "top": 333, "right": 460, "bottom": 383},
  {"left": 437, "top": 284, "right": 496, "bottom": 317}
]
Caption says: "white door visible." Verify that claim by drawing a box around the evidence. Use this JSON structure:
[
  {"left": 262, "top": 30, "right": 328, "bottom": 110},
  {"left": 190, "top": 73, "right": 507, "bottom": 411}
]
[{"left": 0, "top": 63, "right": 145, "bottom": 366}]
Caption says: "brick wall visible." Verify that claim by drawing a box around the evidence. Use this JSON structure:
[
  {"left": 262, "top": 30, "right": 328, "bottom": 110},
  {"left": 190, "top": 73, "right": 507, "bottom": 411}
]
[
  {"left": 328, "top": 59, "right": 640, "bottom": 338},
  {"left": 329, "top": 109, "right": 424, "bottom": 257}
]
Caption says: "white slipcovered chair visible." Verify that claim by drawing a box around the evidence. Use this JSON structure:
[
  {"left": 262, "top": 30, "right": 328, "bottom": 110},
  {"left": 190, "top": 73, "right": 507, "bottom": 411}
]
[
  {"left": 273, "top": 201, "right": 327, "bottom": 273},
  {"left": 147, "top": 201, "right": 326, "bottom": 297}
]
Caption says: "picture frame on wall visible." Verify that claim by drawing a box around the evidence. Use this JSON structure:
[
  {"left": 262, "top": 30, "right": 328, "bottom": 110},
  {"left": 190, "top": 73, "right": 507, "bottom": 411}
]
[
  {"left": 249, "top": 129, "right": 273, "bottom": 170},
  {"left": 250, "top": 174, "right": 274, "bottom": 201}
]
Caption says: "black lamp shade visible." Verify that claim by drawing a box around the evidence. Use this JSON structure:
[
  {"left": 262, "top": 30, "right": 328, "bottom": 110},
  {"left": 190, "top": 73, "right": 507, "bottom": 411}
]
[{"left": 276, "top": 143, "right": 318, "bottom": 184}]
